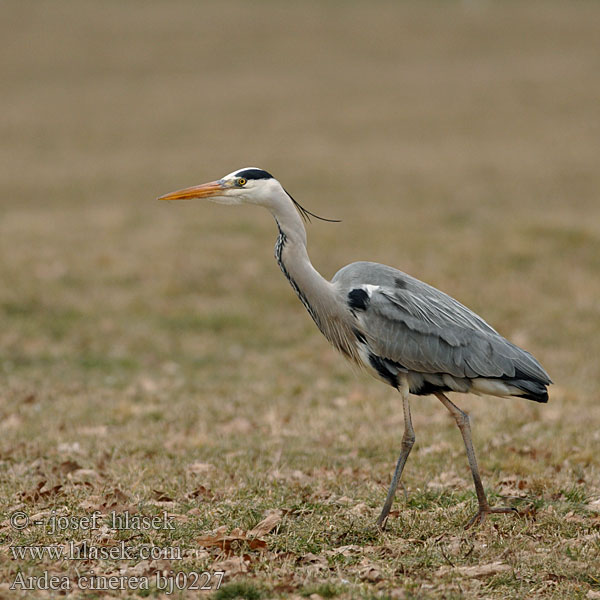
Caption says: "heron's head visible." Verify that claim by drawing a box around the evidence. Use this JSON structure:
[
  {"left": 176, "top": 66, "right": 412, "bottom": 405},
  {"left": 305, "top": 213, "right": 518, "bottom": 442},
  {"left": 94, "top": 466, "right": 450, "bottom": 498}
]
[
  {"left": 158, "top": 167, "right": 282, "bottom": 208},
  {"left": 159, "top": 167, "right": 339, "bottom": 223}
]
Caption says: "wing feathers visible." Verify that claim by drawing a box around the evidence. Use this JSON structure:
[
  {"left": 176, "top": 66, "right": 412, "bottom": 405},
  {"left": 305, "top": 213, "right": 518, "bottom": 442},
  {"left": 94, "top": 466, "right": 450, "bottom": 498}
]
[{"left": 358, "top": 284, "right": 550, "bottom": 384}]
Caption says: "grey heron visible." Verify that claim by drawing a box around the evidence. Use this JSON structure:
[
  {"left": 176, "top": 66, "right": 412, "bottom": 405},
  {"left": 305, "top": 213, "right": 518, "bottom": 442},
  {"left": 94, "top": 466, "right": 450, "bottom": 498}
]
[{"left": 159, "top": 167, "right": 552, "bottom": 530}]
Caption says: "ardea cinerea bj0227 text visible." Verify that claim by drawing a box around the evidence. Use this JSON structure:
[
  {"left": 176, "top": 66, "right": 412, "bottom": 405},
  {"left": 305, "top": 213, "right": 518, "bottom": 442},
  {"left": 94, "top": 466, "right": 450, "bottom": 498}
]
[{"left": 159, "top": 167, "right": 552, "bottom": 530}]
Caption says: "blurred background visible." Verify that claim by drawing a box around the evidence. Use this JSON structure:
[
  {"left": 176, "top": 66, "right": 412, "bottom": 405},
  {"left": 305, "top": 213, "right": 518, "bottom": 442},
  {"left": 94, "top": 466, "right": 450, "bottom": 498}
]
[
  {"left": 1, "top": 1, "right": 598, "bottom": 395},
  {"left": 1, "top": 1, "right": 600, "bottom": 462}
]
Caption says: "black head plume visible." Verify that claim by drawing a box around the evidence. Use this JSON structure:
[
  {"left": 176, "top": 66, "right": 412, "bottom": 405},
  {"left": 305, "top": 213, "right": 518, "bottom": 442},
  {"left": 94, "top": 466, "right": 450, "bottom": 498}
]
[{"left": 284, "top": 189, "right": 341, "bottom": 224}]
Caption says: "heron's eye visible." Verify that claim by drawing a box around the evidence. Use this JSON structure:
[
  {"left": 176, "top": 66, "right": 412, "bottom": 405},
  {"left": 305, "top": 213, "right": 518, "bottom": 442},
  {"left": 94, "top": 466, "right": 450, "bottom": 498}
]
[{"left": 237, "top": 178, "right": 247, "bottom": 187}]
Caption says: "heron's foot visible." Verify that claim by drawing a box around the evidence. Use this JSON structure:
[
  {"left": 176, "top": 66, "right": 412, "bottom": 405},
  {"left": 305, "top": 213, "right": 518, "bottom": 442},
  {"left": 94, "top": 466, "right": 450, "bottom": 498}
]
[
  {"left": 464, "top": 505, "right": 518, "bottom": 530},
  {"left": 376, "top": 514, "right": 388, "bottom": 532},
  {"left": 376, "top": 483, "right": 408, "bottom": 531}
]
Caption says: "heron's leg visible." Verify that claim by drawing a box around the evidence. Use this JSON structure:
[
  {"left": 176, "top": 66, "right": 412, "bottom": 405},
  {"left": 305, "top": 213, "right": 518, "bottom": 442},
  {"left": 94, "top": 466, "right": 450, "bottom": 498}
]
[
  {"left": 435, "top": 392, "right": 517, "bottom": 528},
  {"left": 377, "top": 378, "right": 415, "bottom": 530}
]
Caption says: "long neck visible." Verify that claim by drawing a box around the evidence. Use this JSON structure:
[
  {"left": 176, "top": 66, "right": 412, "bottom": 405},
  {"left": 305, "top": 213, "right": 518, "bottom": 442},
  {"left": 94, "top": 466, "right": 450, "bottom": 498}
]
[{"left": 268, "top": 195, "right": 359, "bottom": 362}]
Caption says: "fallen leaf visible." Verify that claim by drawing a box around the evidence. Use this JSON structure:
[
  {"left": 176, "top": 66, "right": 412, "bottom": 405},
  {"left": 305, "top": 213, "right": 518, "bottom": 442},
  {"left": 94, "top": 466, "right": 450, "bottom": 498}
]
[
  {"left": 152, "top": 489, "right": 174, "bottom": 502},
  {"left": 211, "top": 556, "right": 248, "bottom": 576},
  {"left": 358, "top": 557, "right": 383, "bottom": 582},
  {"left": 497, "top": 476, "right": 529, "bottom": 498},
  {"left": 197, "top": 527, "right": 267, "bottom": 553},
  {"left": 299, "top": 553, "right": 328, "bottom": 568},
  {"left": 350, "top": 502, "right": 370, "bottom": 516},
  {"left": 249, "top": 510, "right": 283, "bottom": 537},
  {"left": 437, "top": 561, "right": 511, "bottom": 579},
  {"left": 57, "top": 460, "right": 81, "bottom": 475},
  {"left": 79, "top": 495, "right": 105, "bottom": 512},
  {"left": 106, "top": 487, "right": 129, "bottom": 504},
  {"left": 186, "top": 485, "right": 213, "bottom": 500},
  {"left": 387, "top": 509, "right": 401, "bottom": 520},
  {"left": 326, "top": 544, "right": 363, "bottom": 557},
  {"left": 517, "top": 503, "right": 538, "bottom": 519},
  {"left": 21, "top": 481, "right": 63, "bottom": 503},
  {"left": 335, "top": 496, "right": 353, "bottom": 505},
  {"left": 123, "top": 559, "right": 172, "bottom": 578},
  {"left": 268, "top": 469, "right": 310, "bottom": 484}
]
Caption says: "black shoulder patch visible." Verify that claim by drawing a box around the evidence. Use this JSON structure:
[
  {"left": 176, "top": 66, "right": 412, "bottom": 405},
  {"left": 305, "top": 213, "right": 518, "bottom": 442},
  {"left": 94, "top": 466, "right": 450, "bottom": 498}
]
[
  {"left": 235, "top": 168, "right": 273, "bottom": 180},
  {"left": 348, "top": 289, "right": 369, "bottom": 311},
  {"left": 394, "top": 277, "right": 407, "bottom": 289}
]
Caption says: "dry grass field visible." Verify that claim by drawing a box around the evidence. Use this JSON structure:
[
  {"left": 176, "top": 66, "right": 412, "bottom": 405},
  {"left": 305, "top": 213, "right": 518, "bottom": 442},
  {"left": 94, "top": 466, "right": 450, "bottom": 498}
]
[{"left": 1, "top": 1, "right": 599, "bottom": 598}]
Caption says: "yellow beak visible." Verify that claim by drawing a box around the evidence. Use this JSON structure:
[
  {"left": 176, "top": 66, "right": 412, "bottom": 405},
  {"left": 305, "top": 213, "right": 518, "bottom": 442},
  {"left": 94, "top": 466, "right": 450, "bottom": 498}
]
[{"left": 158, "top": 180, "right": 225, "bottom": 201}]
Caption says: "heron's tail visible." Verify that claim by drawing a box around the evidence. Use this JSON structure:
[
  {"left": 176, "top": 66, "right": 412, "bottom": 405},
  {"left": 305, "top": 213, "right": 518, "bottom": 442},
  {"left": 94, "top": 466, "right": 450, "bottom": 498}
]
[{"left": 506, "top": 377, "right": 549, "bottom": 403}]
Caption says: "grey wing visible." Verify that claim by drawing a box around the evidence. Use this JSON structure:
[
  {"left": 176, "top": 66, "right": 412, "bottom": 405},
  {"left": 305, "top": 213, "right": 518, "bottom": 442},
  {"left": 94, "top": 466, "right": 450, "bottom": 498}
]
[{"left": 333, "top": 262, "right": 552, "bottom": 384}]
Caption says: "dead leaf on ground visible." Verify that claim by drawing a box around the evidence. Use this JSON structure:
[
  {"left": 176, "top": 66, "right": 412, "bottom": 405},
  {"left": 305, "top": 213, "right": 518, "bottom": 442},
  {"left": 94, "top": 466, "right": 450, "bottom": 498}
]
[
  {"left": 358, "top": 557, "right": 383, "bottom": 582},
  {"left": 152, "top": 489, "right": 174, "bottom": 502},
  {"left": 21, "top": 481, "right": 63, "bottom": 503},
  {"left": 197, "top": 526, "right": 267, "bottom": 553},
  {"left": 186, "top": 485, "right": 213, "bottom": 500},
  {"left": 350, "top": 502, "right": 370, "bottom": 516},
  {"left": 497, "top": 476, "right": 529, "bottom": 498},
  {"left": 22, "top": 393, "right": 36, "bottom": 404},
  {"left": 248, "top": 509, "right": 283, "bottom": 537},
  {"left": 57, "top": 459, "right": 82, "bottom": 475},
  {"left": 437, "top": 561, "right": 511, "bottom": 579},
  {"left": 298, "top": 553, "right": 328, "bottom": 569},
  {"left": 78, "top": 492, "right": 137, "bottom": 514},
  {"left": 268, "top": 469, "right": 310, "bottom": 484},
  {"left": 517, "top": 503, "right": 538, "bottom": 519},
  {"left": 105, "top": 487, "right": 129, "bottom": 505},
  {"left": 334, "top": 495, "right": 353, "bottom": 505},
  {"left": 123, "top": 559, "right": 172, "bottom": 578},
  {"left": 211, "top": 556, "right": 248, "bottom": 576},
  {"left": 326, "top": 544, "right": 363, "bottom": 557}
]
